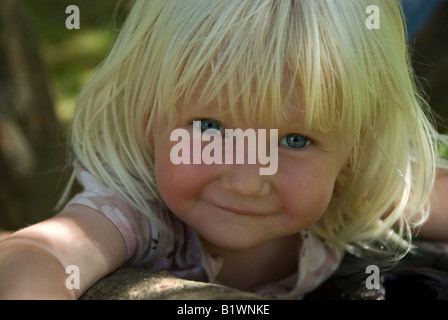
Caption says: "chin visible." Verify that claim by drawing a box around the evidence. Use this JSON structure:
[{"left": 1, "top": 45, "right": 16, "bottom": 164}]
[{"left": 199, "top": 229, "right": 274, "bottom": 251}]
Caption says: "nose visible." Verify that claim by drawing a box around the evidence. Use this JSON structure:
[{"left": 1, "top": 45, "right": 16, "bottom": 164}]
[{"left": 221, "top": 163, "right": 271, "bottom": 197}]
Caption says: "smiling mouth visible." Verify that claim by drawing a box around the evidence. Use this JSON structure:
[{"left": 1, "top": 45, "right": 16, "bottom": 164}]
[{"left": 214, "top": 205, "right": 265, "bottom": 216}]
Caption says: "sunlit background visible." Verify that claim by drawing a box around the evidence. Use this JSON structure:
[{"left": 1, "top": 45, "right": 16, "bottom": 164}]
[{"left": 23, "top": 0, "right": 124, "bottom": 129}]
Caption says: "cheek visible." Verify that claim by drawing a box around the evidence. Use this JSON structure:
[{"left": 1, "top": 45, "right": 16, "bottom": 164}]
[
  {"left": 154, "top": 142, "right": 213, "bottom": 214},
  {"left": 277, "top": 161, "right": 338, "bottom": 229},
  {"left": 155, "top": 160, "right": 192, "bottom": 213}
]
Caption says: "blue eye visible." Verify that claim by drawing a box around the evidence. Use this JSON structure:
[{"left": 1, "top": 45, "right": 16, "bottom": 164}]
[
  {"left": 280, "top": 134, "right": 310, "bottom": 149},
  {"left": 194, "top": 119, "right": 225, "bottom": 135}
]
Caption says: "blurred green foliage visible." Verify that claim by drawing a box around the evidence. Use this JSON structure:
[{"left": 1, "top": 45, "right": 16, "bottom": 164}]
[
  {"left": 22, "top": 0, "right": 124, "bottom": 127},
  {"left": 440, "top": 142, "right": 448, "bottom": 159}
]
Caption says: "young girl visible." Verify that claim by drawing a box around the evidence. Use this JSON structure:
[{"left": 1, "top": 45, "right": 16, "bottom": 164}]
[{"left": 1, "top": 0, "right": 447, "bottom": 299}]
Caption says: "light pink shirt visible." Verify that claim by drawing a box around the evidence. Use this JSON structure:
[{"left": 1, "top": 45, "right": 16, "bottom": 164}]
[{"left": 67, "top": 161, "right": 342, "bottom": 298}]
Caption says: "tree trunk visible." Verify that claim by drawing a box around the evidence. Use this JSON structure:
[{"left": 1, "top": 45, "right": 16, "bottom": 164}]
[{"left": 0, "top": 0, "right": 68, "bottom": 230}]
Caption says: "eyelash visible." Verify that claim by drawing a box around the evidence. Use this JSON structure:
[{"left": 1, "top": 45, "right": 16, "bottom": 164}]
[
  {"left": 279, "top": 134, "right": 311, "bottom": 149},
  {"left": 192, "top": 119, "right": 312, "bottom": 150},
  {"left": 193, "top": 118, "right": 226, "bottom": 135}
]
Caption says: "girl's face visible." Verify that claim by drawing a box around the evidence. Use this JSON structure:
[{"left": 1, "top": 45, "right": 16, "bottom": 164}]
[{"left": 153, "top": 96, "right": 352, "bottom": 251}]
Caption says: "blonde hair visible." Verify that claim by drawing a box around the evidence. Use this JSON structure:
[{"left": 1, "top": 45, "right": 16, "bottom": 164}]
[{"left": 65, "top": 0, "right": 445, "bottom": 259}]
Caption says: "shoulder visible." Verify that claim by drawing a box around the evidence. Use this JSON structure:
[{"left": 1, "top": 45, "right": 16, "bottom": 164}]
[
  {"left": 66, "top": 160, "right": 166, "bottom": 263},
  {"left": 296, "top": 230, "right": 342, "bottom": 291}
]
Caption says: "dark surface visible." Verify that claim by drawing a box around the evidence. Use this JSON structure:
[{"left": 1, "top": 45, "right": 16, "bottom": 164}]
[{"left": 81, "top": 269, "right": 263, "bottom": 300}]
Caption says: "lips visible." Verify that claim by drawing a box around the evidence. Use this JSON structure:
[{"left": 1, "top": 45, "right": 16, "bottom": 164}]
[{"left": 214, "top": 204, "right": 265, "bottom": 216}]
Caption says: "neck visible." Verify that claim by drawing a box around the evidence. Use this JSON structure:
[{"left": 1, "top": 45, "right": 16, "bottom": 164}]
[{"left": 200, "top": 233, "right": 301, "bottom": 290}]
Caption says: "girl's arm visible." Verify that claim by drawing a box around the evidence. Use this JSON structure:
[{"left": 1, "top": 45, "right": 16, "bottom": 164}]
[
  {"left": 0, "top": 204, "right": 127, "bottom": 299},
  {"left": 417, "top": 168, "right": 448, "bottom": 241}
]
